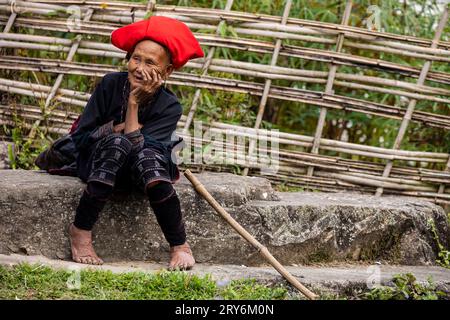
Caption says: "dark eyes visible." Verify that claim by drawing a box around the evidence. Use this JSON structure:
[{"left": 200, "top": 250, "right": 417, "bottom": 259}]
[{"left": 132, "top": 56, "right": 154, "bottom": 65}]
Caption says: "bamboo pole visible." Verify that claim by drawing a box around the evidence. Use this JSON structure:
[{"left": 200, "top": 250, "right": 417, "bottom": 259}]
[
  {"left": 3, "top": 14, "right": 450, "bottom": 84},
  {"left": 0, "top": 84, "right": 87, "bottom": 106},
  {"left": 174, "top": 127, "right": 444, "bottom": 180},
  {"left": 2, "top": 1, "right": 450, "bottom": 51},
  {"left": 183, "top": 169, "right": 318, "bottom": 300},
  {"left": 207, "top": 123, "right": 448, "bottom": 159},
  {"left": 28, "top": 8, "right": 94, "bottom": 139},
  {"left": 17, "top": 1, "right": 450, "bottom": 48},
  {"left": 3, "top": 34, "right": 450, "bottom": 98},
  {"left": 182, "top": 0, "right": 234, "bottom": 135},
  {"left": 242, "top": 0, "right": 292, "bottom": 176},
  {"left": 0, "top": 0, "right": 17, "bottom": 58},
  {"left": 344, "top": 40, "right": 450, "bottom": 63},
  {"left": 1, "top": 65, "right": 449, "bottom": 130},
  {"left": 1, "top": 1, "right": 449, "bottom": 202},
  {"left": 437, "top": 156, "right": 450, "bottom": 196},
  {"left": 201, "top": 58, "right": 450, "bottom": 96},
  {"left": 47, "top": 8, "right": 95, "bottom": 106},
  {"left": 307, "top": 0, "right": 353, "bottom": 178},
  {"left": 0, "top": 97, "right": 448, "bottom": 163},
  {"left": 2, "top": 103, "right": 447, "bottom": 200},
  {"left": 375, "top": 6, "right": 449, "bottom": 197},
  {"left": 0, "top": 77, "right": 90, "bottom": 100},
  {"left": 6, "top": 1, "right": 449, "bottom": 53}
]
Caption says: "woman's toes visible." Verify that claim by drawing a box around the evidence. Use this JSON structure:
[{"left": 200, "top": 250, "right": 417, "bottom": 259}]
[{"left": 78, "top": 257, "right": 87, "bottom": 264}]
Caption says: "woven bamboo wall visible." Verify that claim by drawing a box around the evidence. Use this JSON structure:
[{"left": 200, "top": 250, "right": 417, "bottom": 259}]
[{"left": 0, "top": 0, "right": 449, "bottom": 205}]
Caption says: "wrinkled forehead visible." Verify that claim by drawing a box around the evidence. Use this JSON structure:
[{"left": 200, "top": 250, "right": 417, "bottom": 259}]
[{"left": 131, "top": 39, "right": 171, "bottom": 65}]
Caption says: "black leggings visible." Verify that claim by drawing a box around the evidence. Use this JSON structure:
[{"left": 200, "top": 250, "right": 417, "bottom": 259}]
[{"left": 74, "top": 180, "right": 186, "bottom": 246}]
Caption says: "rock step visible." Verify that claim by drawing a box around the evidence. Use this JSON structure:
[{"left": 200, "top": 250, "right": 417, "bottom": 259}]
[
  {"left": 0, "top": 170, "right": 448, "bottom": 266},
  {"left": 1, "top": 254, "right": 449, "bottom": 298}
]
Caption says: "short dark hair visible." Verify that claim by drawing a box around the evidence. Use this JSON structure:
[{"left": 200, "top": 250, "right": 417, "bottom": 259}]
[{"left": 125, "top": 41, "right": 172, "bottom": 65}]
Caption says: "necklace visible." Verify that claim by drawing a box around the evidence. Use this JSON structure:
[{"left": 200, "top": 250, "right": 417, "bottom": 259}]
[{"left": 120, "top": 78, "right": 130, "bottom": 123}]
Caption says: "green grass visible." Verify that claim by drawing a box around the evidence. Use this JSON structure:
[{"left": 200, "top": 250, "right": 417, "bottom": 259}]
[
  {"left": 1, "top": 264, "right": 447, "bottom": 300},
  {"left": 0, "top": 263, "right": 289, "bottom": 300}
]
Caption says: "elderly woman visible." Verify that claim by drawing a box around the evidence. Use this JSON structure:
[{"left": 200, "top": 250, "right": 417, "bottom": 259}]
[{"left": 69, "top": 16, "right": 204, "bottom": 269}]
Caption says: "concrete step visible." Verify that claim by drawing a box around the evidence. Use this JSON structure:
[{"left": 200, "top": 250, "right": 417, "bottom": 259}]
[
  {"left": 1, "top": 253, "right": 449, "bottom": 298},
  {"left": 0, "top": 170, "right": 448, "bottom": 266}
]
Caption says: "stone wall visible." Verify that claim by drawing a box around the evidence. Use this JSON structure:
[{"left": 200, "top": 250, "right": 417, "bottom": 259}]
[{"left": 0, "top": 170, "right": 448, "bottom": 266}]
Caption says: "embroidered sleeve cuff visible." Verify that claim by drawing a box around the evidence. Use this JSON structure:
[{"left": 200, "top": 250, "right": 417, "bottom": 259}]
[
  {"left": 90, "top": 120, "right": 114, "bottom": 141},
  {"left": 125, "top": 129, "right": 144, "bottom": 152}
]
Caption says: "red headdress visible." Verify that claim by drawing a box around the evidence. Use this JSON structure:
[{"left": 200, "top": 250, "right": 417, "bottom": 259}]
[{"left": 111, "top": 16, "right": 204, "bottom": 69}]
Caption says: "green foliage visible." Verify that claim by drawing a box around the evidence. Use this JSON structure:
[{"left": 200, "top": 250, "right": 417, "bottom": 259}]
[
  {"left": 220, "top": 279, "right": 287, "bottom": 300},
  {"left": 273, "top": 183, "right": 305, "bottom": 192},
  {"left": 182, "top": 87, "right": 257, "bottom": 127},
  {"left": 1, "top": 0, "right": 449, "bottom": 169},
  {"left": 427, "top": 218, "right": 450, "bottom": 269},
  {"left": 0, "top": 263, "right": 289, "bottom": 300},
  {"left": 3, "top": 120, "right": 50, "bottom": 170},
  {"left": 143, "top": 7, "right": 153, "bottom": 20},
  {"left": 363, "top": 273, "right": 445, "bottom": 300}
]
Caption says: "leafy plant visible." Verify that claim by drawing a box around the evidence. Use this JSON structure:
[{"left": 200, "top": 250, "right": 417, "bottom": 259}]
[
  {"left": 4, "top": 115, "right": 50, "bottom": 170},
  {"left": 363, "top": 273, "right": 445, "bottom": 300},
  {"left": 427, "top": 218, "right": 450, "bottom": 269}
]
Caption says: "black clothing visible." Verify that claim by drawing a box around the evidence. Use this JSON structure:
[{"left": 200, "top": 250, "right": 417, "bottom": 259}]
[
  {"left": 35, "top": 71, "right": 184, "bottom": 181},
  {"left": 84, "top": 133, "right": 133, "bottom": 187},
  {"left": 71, "top": 72, "right": 183, "bottom": 187},
  {"left": 70, "top": 72, "right": 186, "bottom": 245},
  {"left": 74, "top": 187, "right": 108, "bottom": 231},
  {"left": 149, "top": 186, "right": 186, "bottom": 246},
  {"left": 34, "top": 134, "right": 78, "bottom": 176}
]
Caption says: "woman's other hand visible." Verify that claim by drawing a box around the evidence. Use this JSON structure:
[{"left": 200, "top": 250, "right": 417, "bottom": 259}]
[{"left": 113, "top": 122, "right": 142, "bottom": 133}]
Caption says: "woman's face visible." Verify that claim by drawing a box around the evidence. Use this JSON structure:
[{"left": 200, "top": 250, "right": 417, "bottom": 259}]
[{"left": 127, "top": 40, "right": 173, "bottom": 89}]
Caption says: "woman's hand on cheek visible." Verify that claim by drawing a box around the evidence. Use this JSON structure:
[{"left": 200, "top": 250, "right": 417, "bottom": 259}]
[{"left": 129, "top": 69, "right": 163, "bottom": 106}]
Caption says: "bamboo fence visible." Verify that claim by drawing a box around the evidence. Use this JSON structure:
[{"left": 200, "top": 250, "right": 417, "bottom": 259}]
[{"left": 0, "top": 0, "right": 449, "bottom": 205}]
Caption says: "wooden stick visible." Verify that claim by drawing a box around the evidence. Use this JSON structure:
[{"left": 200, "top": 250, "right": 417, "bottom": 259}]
[{"left": 183, "top": 169, "right": 318, "bottom": 300}]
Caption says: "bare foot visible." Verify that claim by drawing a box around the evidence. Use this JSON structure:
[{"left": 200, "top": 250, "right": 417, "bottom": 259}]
[
  {"left": 169, "top": 242, "right": 195, "bottom": 270},
  {"left": 69, "top": 223, "right": 104, "bottom": 265}
]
